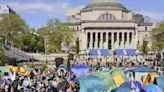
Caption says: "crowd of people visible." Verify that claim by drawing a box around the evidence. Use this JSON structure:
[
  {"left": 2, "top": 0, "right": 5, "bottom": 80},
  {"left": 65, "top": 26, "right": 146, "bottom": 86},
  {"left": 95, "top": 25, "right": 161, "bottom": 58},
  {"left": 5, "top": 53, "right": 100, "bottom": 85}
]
[{"left": 0, "top": 66, "right": 79, "bottom": 92}]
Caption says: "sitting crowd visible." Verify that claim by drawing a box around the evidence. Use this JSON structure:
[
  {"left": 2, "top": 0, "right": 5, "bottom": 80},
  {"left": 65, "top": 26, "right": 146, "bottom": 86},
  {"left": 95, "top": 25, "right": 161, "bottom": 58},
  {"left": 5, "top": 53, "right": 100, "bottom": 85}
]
[{"left": 0, "top": 67, "right": 79, "bottom": 92}]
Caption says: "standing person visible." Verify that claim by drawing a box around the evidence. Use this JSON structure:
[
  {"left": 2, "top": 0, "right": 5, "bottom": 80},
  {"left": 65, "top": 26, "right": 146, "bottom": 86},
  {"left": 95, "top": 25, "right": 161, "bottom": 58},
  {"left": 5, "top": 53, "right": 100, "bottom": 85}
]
[
  {"left": 12, "top": 77, "right": 19, "bottom": 92},
  {"left": 61, "top": 77, "right": 69, "bottom": 92},
  {"left": 50, "top": 78, "right": 58, "bottom": 92}
]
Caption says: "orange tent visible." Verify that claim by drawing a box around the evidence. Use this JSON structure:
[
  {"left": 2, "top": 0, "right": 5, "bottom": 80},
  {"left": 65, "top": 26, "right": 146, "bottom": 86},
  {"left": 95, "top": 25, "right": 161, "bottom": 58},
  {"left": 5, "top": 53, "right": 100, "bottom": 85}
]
[{"left": 143, "top": 73, "right": 158, "bottom": 86}]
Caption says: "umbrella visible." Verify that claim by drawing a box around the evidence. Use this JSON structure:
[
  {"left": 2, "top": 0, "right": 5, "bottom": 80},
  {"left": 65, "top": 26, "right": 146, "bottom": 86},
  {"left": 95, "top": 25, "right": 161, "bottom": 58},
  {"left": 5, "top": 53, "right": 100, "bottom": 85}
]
[
  {"left": 79, "top": 75, "right": 105, "bottom": 92},
  {"left": 120, "top": 81, "right": 143, "bottom": 92},
  {"left": 71, "top": 64, "right": 92, "bottom": 78},
  {"left": 143, "top": 84, "right": 163, "bottom": 92},
  {"left": 111, "top": 86, "right": 131, "bottom": 92}
]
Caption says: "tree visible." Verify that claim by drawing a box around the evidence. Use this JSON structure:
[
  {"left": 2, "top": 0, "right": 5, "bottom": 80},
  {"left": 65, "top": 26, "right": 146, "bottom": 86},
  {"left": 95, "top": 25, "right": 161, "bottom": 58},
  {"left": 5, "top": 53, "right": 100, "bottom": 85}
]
[
  {"left": 0, "top": 13, "right": 44, "bottom": 53},
  {"left": 38, "top": 19, "right": 76, "bottom": 53},
  {"left": 151, "top": 22, "right": 164, "bottom": 53},
  {"left": 138, "top": 43, "right": 150, "bottom": 55},
  {"left": 0, "top": 13, "right": 28, "bottom": 44},
  {"left": 14, "top": 31, "right": 44, "bottom": 52},
  {"left": 0, "top": 36, "right": 6, "bottom": 65}
]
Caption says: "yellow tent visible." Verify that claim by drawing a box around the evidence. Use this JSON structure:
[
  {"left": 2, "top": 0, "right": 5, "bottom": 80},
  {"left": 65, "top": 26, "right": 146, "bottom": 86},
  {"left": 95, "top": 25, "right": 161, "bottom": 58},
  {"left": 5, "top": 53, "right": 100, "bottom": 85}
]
[
  {"left": 143, "top": 73, "right": 158, "bottom": 86},
  {"left": 112, "top": 74, "right": 124, "bottom": 86},
  {"left": 9, "top": 66, "right": 18, "bottom": 72},
  {"left": 18, "top": 67, "right": 26, "bottom": 73}
]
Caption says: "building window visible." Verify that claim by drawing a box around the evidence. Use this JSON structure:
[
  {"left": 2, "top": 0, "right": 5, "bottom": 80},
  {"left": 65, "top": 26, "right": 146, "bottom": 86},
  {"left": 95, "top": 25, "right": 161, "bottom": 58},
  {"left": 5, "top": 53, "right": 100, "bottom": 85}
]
[{"left": 98, "top": 13, "right": 116, "bottom": 21}]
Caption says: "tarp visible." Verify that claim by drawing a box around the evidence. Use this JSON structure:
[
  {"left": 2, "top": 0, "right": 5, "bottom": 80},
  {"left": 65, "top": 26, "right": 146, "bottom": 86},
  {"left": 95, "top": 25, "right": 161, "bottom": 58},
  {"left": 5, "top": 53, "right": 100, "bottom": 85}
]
[
  {"left": 154, "top": 76, "right": 164, "bottom": 91},
  {"left": 143, "top": 73, "right": 158, "bottom": 86},
  {"left": 79, "top": 75, "right": 105, "bottom": 92},
  {"left": 143, "top": 84, "right": 163, "bottom": 92},
  {"left": 71, "top": 64, "right": 92, "bottom": 78},
  {"left": 128, "top": 67, "right": 157, "bottom": 73},
  {"left": 109, "top": 67, "right": 127, "bottom": 86},
  {"left": 111, "top": 86, "right": 131, "bottom": 92},
  {"left": 91, "top": 71, "right": 116, "bottom": 91},
  {"left": 120, "top": 81, "right": 143, "bottom": 92}
]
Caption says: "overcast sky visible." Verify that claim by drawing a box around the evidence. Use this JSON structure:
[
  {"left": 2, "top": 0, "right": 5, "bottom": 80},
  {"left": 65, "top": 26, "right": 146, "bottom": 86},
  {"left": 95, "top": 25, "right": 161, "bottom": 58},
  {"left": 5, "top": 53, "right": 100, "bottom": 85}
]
[{"left": 1, "top": 0, "right": 164, "bottom": 29}]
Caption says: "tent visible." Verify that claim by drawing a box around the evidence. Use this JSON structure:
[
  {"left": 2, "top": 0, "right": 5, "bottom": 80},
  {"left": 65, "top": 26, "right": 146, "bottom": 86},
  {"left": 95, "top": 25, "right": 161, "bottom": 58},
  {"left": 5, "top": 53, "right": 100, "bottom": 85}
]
[
  {"left": 0, "top": 66, "right": 11, "bottom": 76},
  {"left": 91, "top": 71, "right": 116, "bottom": 91},
  {"left": 8, "top": 66, "right": 18, "bottom": 72},
  {"left": 79, "top": 75, "right": 106, "bottom": 92},
  {"left": 128, "top": 67, "right": 157, "bottom": 73},
  {"left": 154, "top": 76, "right": 164, "bottom": 91},
  {"left": 111, "top": 86, "right": 131, "bottom": 92},
  {"left": 98, "top": 67, "right": 111, "bottom": 72},
  {"left": 126, "top": 67, "right": 157, "bottom": 82},
  {"left": 109, "top": 67, "right": 127, "bottom": 86},
  {"left": 143, "top": 84, "right": 163, "bottom": 92},
  {"left": 143, "top": 73, "right": 158, "bottom": 86},
  {"left": 120, "top": 81, "right": 143, "bottom": 92},
  {"left": 57, "top": 64, "right": 67, "bottom": 76},
  {"left": 71, "top": 64, "right": 92, "bottom": 78}
]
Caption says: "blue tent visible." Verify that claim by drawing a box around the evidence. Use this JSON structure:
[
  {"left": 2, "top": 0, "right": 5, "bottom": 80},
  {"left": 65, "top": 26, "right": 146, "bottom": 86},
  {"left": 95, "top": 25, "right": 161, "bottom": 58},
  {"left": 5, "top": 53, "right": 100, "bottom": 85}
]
[
  {"left": 154, "top": 76, "right": 164, "bottom": 91},
  {"left": 79, "top": 75, "right": 105, "bottom": 92},
  {"left": 143, "top": 84, "right": 163, "bottom": 92},
  {"left": 115, "top": 49, "right": 125, "bottom": 55},
  {"left": 125, "top": 49, "right": 136, "bottom": 55},
  {"left": 71, "top": 64, "right": 92, "bottom": 78},
  {"left": 89, "top": 49, "right": 98, "bottom": 56},
  {"left": 111, "top": 86, "right": 131, "bottom": 92},
  {"left": 120, "top": 81, "right": 143, "bottom": 92},
  {"left": 128, "top": 67, "right": 157, "bottom": 73},
  {"left": 100, "top": 49, "right": 110, "bottom": 56}
]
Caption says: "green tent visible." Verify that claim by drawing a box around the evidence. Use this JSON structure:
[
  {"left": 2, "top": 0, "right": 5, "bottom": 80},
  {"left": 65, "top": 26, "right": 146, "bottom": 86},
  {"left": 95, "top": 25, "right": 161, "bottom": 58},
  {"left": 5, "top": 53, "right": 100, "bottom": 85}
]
[
  {"left": 0, "top": 66, "right": 11, "bottom": 76},
  {"left": 91, "top": 71, "right": 117, "bottom": 91},
  {"left": 109, "top": 67, "right": 127, "bottom": 87}
]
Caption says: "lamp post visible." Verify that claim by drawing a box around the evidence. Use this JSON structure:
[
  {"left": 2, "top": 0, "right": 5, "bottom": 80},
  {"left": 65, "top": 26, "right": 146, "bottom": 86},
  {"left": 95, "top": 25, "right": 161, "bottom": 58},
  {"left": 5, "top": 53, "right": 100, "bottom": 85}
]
[{"left": 44, "top": 35, "right": 49, "bottom": 54}]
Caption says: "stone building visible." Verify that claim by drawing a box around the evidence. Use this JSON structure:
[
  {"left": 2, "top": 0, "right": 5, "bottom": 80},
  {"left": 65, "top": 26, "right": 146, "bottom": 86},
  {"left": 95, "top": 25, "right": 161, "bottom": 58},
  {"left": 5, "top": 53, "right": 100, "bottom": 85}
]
[
  {"left": 65, "top": 0, "right": 156, "bottom": 52},
  {"left": 0, "top": 4, "right": 15, "bottom": 20}
]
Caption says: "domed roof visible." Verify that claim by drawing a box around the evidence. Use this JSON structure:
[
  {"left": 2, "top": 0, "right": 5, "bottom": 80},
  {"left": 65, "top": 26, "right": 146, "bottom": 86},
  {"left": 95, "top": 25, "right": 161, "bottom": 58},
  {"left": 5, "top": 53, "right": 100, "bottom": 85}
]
[{"left": 81, "top": 1, "right": 128, "bottom": 12}]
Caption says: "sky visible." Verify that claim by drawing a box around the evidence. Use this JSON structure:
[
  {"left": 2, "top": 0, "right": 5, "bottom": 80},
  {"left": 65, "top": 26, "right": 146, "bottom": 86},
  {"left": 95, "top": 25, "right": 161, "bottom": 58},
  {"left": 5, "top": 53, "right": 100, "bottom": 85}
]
[{"left": 1, "top": 0, "right": 164, "bottom": 29}]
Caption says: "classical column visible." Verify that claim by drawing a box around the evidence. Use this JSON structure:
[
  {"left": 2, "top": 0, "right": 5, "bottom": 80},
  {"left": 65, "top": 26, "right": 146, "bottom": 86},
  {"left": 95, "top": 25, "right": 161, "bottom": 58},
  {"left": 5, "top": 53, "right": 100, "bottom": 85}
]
[
  {"left": 127, "top": 32, "right": 130, "bottom": 48},
  {"left": 117, "top": 32, "right": 120, "bottom": 48},
  {"left": 106, "top": 32, "right": 109, "bottom": 49},
  {"left": 86, "top": 32, "right": 88, "bottom": 49},
  {"left": 130, "top": 32, "right": 134, "bottom": 48},
  {"left": 100, "top": 32, "right": 103, "bottom": 49},
  {"left": 122, "top": 32, "right": 125, "bottom": 48},
  {"left": 95, "top": 32, "right": 98, "bottom": 48},
  {"left": 111, "top": 32, "right": 114, "bottom": 50},
  {"left": 134, "top": 30, "right": 138, "bottom": 49},
  {"left": 90, "top": 32, "right": 93, "bottom": 49}
]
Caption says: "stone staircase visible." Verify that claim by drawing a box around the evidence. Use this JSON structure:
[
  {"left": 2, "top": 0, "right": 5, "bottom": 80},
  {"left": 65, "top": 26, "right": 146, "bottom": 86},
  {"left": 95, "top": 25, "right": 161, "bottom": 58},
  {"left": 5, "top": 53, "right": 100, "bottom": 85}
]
[{"left": 3, "top": 44, "right": 33, "bottom": 61}]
